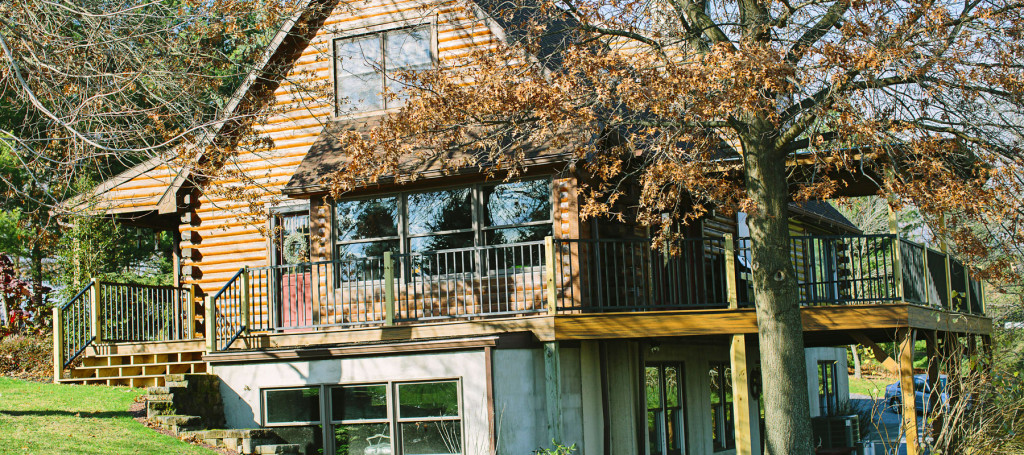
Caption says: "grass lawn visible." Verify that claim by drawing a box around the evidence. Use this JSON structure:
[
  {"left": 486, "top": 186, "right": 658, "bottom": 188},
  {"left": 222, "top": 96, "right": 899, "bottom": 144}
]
[
  {"left": 0, "top": 377, "right": 217, "bottom": 455},
  {"left": 849, "top": 375, "right": 895, "bottom": 398}
]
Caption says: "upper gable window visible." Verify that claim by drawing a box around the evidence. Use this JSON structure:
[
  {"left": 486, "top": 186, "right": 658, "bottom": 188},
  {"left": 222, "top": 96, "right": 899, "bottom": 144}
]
[{"left": 334, "top": 25, "right": 433, "bottom": 115}]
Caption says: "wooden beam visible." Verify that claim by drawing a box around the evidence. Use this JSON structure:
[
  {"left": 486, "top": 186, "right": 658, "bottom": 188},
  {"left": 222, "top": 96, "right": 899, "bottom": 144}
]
[
  {"left": 925, "top": 330, "right": 941, "bottom": 440},
  {"left": 730, "top": 334, "right": 752, "bottom": 455},
  {"left": 898, "top": 328, "right": 920, "bottom": 455},
  {"left": 544, "top": 341, "right": 562, "bottom": 443},
  {"left": 851, "top": 331, "right": 897, "bottom": 374},
  {"left": 90, "top": 278, "right": 103, "bottom": 344}
]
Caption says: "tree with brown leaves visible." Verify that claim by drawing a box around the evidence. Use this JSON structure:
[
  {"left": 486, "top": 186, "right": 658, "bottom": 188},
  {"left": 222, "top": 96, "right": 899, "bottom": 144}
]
[{"left": 327, "top": 0, "right": 1024, "bottom": 452}]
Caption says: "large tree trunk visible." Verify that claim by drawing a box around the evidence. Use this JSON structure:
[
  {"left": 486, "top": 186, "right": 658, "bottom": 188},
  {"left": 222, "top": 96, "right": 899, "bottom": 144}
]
[{"left": 742, "top": 128, "right": 814, "bottom": 454}]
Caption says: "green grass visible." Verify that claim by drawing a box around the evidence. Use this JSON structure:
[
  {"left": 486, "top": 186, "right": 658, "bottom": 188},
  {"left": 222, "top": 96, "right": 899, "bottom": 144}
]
[
  {"left": 0, "top": 377, "right": 216, "bottom": 455},
  {"left": 849, "top": 375, "right": 895, "bottom": 398}
]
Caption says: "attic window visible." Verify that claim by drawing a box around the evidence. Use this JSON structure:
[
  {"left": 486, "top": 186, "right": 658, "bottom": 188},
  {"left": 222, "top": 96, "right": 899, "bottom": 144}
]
[{"left": 333, "top": 25, "right": 433, "bottom": 114}]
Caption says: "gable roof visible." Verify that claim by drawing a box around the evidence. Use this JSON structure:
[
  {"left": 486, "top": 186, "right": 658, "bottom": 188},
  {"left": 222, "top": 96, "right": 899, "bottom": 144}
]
[{"left": 65, "top": 0, "right": 336, "bottom": 216}]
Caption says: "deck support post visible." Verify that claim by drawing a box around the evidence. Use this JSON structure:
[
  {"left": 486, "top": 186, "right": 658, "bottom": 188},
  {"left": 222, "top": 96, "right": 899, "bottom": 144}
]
[
  {"left": 384, "top": 251, "right": 395, "bottom": 326},
  {"left": 205, "top": 296, "right": 216, "bottom": 353},
  {"left": 925, "top": 331, "right": 941, "bottom": 440},
  {"left": 730, "top": 334, "right": 753, "bottom": 455},
  {"left": 942, "top": 332, "right": 964, "bottom": 451},
  {"left": 52, "top": 307, "right": 63, "bottom": 383},
  {"left": 543, "top": 341, "right": 562, "bottom": 444},
  {"left": 89, "top": 278, "right": 102, "bottom": 344},
  {"left": 240, "top": 268, "right": 250, "bottom": 335},
  {"left": 545, "top": 236, "right": 557, "bottom": 315},
  {"left": 897, "top": 328, "right": 920, "bottom": 455}
]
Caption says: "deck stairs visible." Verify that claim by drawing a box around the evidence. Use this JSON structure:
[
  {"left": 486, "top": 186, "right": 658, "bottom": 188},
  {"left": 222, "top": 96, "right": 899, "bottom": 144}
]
[
  {"left": 145, "top": 373, "right": 300, "bottom": 455},
  {"left": 60, "top": 339, "right": 208, "bottom": 388}
]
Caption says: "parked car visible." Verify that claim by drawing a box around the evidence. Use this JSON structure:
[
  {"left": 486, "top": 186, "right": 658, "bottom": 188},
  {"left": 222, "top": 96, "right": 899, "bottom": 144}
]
[{"left": 884, "top": 374, "right": 948, "bottom": 414}]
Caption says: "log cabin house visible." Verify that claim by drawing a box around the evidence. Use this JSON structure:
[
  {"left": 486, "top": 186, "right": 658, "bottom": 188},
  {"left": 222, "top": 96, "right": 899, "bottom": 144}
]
[{"left": 54, "top": 0, "right": 993, "bottom": 454}]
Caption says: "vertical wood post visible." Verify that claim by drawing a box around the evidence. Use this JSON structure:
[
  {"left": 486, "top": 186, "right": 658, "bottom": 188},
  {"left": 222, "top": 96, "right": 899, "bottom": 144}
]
[
  {"left": 52, "top": 307, "right": 63, "bottom": 383},
  {"left": 725, "top": 234, "right": 738, "bottom": 309},
  {"left": 963, "top": 269, "right": 972, "bottom": 314},
  {"left": 944, "top": 254, "right": 954, "bottom": 311},
  {"left": 205, "top": 295, "right": 216, "bottom": 353},
  {"left": 979, "top": 280, "right": 987, "bottom": 314},
  {"left": 543, "top": 341, "right": 562, "bottom": 443},
  {"left": 545, "top": 236, "right": 557, "bottom": 315},
  {"left": 889, "top": 203, "right": 905, "bottom": 302},
  {"left": 187, "top": 284, "right": 197, "bottom": 339},
  {"left": 384, "top": 251, "right": 395, "bottom": 326},
  {"left": 730, "top": 334, "right": 752, "bottom": 455},
  {"left": 240, "top": 268, "right": 250, "bottom": 335},
  {"left": 89, "top": 278, "right": 102, "bottom": 344},
  {"left": 925, "top": 331, "right": 941, "bottom": 439},
  {"left": 897, "top": 328, "right": 920, "bottom": 455},
  {"left": 922, "top": 246, "right": 931, "bottom": 307}
]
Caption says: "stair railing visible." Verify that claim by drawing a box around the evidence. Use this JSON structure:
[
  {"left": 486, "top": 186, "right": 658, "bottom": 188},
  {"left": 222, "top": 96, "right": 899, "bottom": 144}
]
[
  {"left": 207, "top": 267, "right": 249, "bottom": 352},
  {"left": 52, "top": 280, "right": 96, "bottom": 381}
]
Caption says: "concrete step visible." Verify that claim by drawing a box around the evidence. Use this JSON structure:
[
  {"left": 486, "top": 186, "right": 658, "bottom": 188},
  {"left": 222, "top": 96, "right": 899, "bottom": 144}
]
[
  {"left": 145, "top": 400, "right": 176, "bottom": 419},
  {"left": 146, "top": 393, "right": 173, "bottom": 401},
  {"left": 255, "top": 444, "right": 301, "bottom": 455},
  {"left": 153, "top": 414, "right": 203, "bottom": 432}
]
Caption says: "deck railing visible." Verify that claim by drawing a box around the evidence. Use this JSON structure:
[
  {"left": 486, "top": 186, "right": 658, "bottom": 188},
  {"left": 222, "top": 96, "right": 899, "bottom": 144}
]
[
  {"left": 53, "top": 279, "right": 196, "bottom": 380},
  {"left": 207, "top": 233, "right": 986, "bottom": 351}
]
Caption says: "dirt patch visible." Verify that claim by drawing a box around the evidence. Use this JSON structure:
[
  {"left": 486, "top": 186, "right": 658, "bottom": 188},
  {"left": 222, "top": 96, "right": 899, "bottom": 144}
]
[{"left": 130, "top": 401, "right": 239, "bottom": 455}]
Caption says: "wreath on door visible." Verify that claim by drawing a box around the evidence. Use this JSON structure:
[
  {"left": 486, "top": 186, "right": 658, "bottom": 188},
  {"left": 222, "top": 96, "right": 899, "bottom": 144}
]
[{"left": 283, "top": 232, "right": 309, "bottom": 264}]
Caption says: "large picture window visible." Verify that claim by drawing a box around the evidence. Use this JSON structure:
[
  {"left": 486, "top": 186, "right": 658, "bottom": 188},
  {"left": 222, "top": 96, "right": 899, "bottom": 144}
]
[
  {"left": 334, "top": 25, "right": 433, "bottom": 114},
  {"left": 334, "top": 179, "right": 553, "bottom": 262},
  {"left": 264, "top": 380, "right": 463, "bottom": 455}
]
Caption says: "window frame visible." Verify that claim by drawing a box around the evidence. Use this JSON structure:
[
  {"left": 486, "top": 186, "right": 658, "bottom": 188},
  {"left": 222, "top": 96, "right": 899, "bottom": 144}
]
[
  {"left": 261, "top": 386, "right": 325, "bottom": 427},
  {"left": 332, "top": 22, "right": 438, "bottom": 117},
  {"left": 644, "top": 362, "right": 688, "bottom": 455},
  {"left": 817, "top": 360, "right": 839, "bottom": 416},
  {"left": 261, "top": 378, "right": 465, "bottom": 455},
  {"left": 333, "top": 178, "right": 555, "bottom": 263},
  {"left": 709, "top": 362, "right": 735, "bottom": 452}
]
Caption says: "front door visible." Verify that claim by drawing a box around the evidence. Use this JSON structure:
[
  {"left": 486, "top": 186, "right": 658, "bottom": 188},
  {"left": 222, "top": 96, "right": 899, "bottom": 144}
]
[{"left": 274, "top": 210, "right": 312, "bottom": 330}]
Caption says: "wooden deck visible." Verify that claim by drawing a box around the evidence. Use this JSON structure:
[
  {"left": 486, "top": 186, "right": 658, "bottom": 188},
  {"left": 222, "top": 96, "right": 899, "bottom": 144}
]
[{"left": 201, "top": 303, "right": 991, "bottom": 361}]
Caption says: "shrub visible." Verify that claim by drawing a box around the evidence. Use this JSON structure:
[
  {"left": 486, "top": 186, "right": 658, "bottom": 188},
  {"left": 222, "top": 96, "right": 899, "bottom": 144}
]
[{"left": 0, "top": 331, "right": 52, "bottom": 381}]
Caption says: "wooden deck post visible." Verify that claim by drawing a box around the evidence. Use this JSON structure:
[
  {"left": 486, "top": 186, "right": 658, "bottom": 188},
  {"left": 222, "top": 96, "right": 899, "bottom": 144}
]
[
  {"left": 897, "top": 328, "right": 920, "bottom": 455},
  {"left": 52, "top": 307, "right": 63, "bottom": 383},
  {"left": 543, "top": 341, "right": 562, "bottom": 443},
  {"left": 730, "top": 334, "right": 752, "bottom": 455},
  {"left": 921, "top": 246, "right": 931, "bottom": 307},
  {"left": 725, "top": 234, "right": 738, "bottom": 309},
  {"left": 545, "top": 236, "right": 557, "bottom": 315},
  {"left": 384, "top": 251, "right": 395, "bottom": 326},
  {"left": 205, "top": 295, "right": 216, "bottom": 353},
  {"left": 925, "top": 331, "right": 941, "bottom": 439},
  {"left": 187, "top": 284, "right": 197, "bottom": 339},
  {"left": 89, "top": 278, "right": 102, "bottom": 344},
  {"left": 888, "top": 202, "right": 905, "bottom": 302},
  {"left": 240, "top": 268, "right": 250, "bottom": 335}
]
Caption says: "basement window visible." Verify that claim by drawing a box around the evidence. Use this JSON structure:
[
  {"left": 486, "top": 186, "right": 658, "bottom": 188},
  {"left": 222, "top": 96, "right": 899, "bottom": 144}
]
[{"left": 262, "top": 379, "right": 463, "bottom": 455}]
